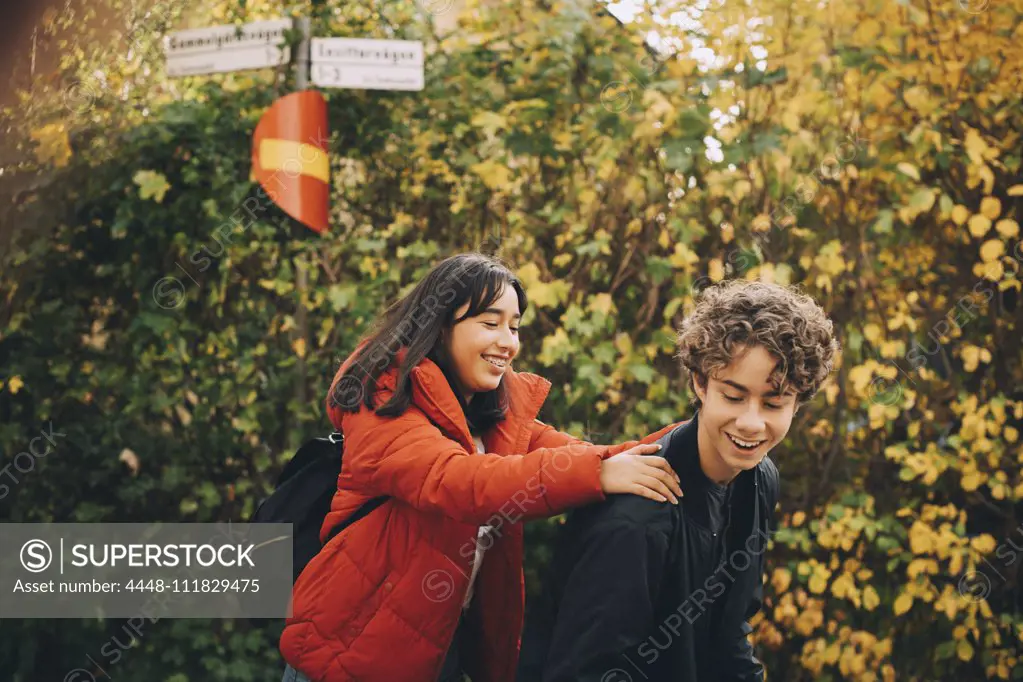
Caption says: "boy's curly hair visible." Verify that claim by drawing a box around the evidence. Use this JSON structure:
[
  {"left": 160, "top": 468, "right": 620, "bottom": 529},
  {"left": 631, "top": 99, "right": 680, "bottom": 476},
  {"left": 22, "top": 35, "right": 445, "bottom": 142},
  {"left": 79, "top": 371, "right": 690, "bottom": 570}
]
[{"left": 675, "top": 280, "right": 840, "bottom": 405}]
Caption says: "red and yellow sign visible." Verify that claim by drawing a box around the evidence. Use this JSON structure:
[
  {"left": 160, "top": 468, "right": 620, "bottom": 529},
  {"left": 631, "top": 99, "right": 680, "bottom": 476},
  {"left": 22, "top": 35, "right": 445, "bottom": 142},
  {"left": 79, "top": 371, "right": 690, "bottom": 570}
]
[{"left": 251, "top": 91, "right": 330, "bottom": 233}]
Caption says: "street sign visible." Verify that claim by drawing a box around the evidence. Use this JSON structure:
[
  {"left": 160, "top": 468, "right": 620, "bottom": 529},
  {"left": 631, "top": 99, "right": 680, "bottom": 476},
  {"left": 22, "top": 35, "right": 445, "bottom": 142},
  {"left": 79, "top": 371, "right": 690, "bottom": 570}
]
[
  {"left": 164, "top": 19, "right": 291, "bottom": 77},
  {"left": 310, "top": 38, "right": 424, "bottom": 91}
]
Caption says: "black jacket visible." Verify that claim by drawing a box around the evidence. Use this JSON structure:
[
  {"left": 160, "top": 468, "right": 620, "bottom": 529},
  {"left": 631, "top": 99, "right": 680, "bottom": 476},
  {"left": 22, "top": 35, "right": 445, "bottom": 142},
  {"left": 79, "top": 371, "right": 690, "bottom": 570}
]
[{"left": 518, "top": 415, "right": 780, "bottom": 682}]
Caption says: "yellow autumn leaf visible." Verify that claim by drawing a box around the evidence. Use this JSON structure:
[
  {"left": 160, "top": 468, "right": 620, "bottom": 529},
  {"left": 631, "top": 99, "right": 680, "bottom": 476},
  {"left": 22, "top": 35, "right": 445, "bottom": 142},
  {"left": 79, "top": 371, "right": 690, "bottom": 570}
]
[
  {"left": 893, "top": 593, "right": 913, "bottom": 616},
  {"left": 671, "top": 242, "right": 699, "bottom": 270},
  {"left": 517, "top": 262, "right": 569, "bottom": 309},
  {"left": 970, "top": 534, "right": 996, "bottom": 554},
  {"left": 904, "top": 86, "right": 937, "bottom": 116},
  {"left": 1004, "top": 426, "right": 1019, "bottom": 443},
  {"left": 782, "top": 109, "right": 800, "bottom": 132},
  {"left": 588, "top": 293, "right": 615, "bottom": 316},
  {"left": 961, "top": 346, "right": 978, "bottom": 371},
  {"left": 853, "top": 18, "right": 881, "bottom": 43},
  {"left": 949, "top": 552, "right": 964, "bottom": 576},
  {"left": 752, "top": 214, "right": 772, "bottom": 232},
  {"left": 896, "top": 162, "right": 920, "bottom": 181},
  {"left": 963, "top": 128, "right": 989, "bottom": 165},
  {"left": 470, "top": 159, "right": 512, "bottom": 191},
  {"left": 708, "top": 258, "right": 725, "bottom": 282},
  {"left": 7, "top": 376, "right": 24, "bottom": 394},
  {"left": 967, "top": 214, "right": 991, "bottom": 238},
  {"left": 808, "top": 572, "right": 829, "bottom": 594},
  {"left": 772, "top": 567, "right": 792, "bottom": 592},
  {"left": 973, "top": 260, "right": 1004, "bottom": 281},
  {"left": 907, "top": 558, "right": 938, "bottom": 578},
  {"left": 909, "top": 520, "right": 934, "bottom": 553},
  {"left": 292, "top": 338, "right": 307, "bottom": 359},
  {"left": 961, "top": 469, "right": 986, "bottom": 491},
  {"left": 995, "top": 219, "right": 1019, "bottom": 238},
  {"left": 863, "top": 585, "right": 881, "bottom": 611},
  {"left": 979, "top": 197, "right": 1001, "bottom": 220},
  {"left": 1007, "top": 184, "right": 1023, "bottom": 197},
  {"left": 814, "top": 241, "right": 847, "bottom": 277},
  {"left": 773, "top": 263, "right": 793, "bottom": 286},
  {"left": 30, "top": 123, "right": 72, "bottom": 168},
  {"left": 470, "top": 111, "right": 508, "bottom": 136},
  {"left": 720, "top": 222, "right": 735, "bottom": 244},
  {"left": 956, "top": 639, "right": 974, "bottom": 662},
  {"left": 950, "top": 205, "right": 969, "bottom": 225},
  {"left": 791, "top": 511, "right": 806, "bottom": 526},
  {"left": 979, "top": 239, "right": 1004, "bottom": 263}
]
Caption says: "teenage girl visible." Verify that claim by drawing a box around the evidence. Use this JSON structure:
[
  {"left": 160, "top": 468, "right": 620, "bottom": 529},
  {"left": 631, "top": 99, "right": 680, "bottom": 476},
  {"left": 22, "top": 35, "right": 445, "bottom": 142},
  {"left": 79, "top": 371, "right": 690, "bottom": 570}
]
[{"left": 280, "top": 252, "right": 683, "bottom": 682}]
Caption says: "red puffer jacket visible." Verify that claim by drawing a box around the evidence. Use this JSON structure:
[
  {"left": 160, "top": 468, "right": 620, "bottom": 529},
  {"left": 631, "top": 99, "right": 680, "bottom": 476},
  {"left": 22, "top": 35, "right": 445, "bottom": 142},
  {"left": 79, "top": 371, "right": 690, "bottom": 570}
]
[{"left": 280, "top": 348, "right": 678, "bottom": 682}]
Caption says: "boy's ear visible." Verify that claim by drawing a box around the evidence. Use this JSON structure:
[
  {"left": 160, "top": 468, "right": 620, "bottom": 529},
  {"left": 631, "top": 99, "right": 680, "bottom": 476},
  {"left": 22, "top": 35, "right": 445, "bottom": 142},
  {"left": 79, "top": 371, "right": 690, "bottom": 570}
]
[{"left": 691, "top": 372, "right": 708, "bottom": 403}]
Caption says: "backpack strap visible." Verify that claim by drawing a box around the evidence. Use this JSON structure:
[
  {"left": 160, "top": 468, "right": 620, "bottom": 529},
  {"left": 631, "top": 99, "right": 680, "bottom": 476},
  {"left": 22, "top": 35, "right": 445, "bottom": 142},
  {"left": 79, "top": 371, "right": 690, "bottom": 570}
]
[{"left": 320, "top": 431, "right": 390, "bottom": 546}]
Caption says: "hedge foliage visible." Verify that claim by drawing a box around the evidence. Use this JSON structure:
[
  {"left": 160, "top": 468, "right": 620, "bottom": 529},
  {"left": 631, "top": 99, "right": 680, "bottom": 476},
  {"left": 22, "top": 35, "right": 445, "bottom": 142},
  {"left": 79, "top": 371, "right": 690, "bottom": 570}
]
[{"left": 1, "top": 0, "right": 1021, "bottom": 679}]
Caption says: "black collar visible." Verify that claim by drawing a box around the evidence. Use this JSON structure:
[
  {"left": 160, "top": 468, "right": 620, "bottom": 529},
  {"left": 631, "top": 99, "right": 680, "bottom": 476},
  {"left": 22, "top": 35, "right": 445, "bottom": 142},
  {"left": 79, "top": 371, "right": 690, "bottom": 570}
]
[{"left": 663, "top": 411, "right": 759, "bottom": 494}]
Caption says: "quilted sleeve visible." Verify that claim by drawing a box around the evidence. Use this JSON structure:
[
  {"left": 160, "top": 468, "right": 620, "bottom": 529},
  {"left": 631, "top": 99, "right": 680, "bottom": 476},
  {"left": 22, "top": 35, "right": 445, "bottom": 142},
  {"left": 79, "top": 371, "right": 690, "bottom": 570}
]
[
  {"left": 527, "top": 419, "right": 688, "bottom": 459},
  {"left": 341, "top": 400, "right": 609, "bottom": 526}
]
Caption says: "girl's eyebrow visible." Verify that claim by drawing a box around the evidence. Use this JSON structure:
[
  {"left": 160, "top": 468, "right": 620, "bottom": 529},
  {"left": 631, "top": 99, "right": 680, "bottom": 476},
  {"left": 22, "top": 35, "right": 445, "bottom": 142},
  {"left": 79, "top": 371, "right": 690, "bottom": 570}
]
[{"left": 482, "top": 307, "right": 522, "bottom": 319}]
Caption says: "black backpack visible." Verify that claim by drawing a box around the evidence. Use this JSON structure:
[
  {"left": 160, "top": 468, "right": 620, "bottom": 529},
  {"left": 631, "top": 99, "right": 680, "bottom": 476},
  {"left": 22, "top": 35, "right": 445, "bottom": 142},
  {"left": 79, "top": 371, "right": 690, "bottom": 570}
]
[{"left": 251, "top": 433, "right": 388, "bottom": 583}]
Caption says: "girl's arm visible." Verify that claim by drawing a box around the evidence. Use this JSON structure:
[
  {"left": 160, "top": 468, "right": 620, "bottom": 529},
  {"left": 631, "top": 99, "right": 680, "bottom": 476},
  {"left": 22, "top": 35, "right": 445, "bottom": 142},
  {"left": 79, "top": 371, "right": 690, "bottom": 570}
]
[
  {"left": 528, "top": 419, "right": 688, "bottom": 458},
  {"left": 340, "top": 401, "right": 610, "bottom": 526},
  {"left": 339, "top": 394, "right": 683, "bottom": 523}
]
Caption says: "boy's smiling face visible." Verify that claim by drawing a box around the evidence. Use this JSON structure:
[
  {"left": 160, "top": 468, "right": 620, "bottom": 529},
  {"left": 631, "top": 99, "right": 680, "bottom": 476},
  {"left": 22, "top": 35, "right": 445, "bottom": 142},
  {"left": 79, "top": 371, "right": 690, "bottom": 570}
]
[{"left": 692, "top": 344, "right": 798, "bottom": 485}]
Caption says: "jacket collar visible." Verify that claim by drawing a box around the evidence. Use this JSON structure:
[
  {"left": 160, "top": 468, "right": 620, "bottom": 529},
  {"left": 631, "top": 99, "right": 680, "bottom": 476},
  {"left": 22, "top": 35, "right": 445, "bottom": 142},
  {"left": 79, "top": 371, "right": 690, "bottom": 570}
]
[
  {"left": 666, "top": 411, "right": 761, "bottom": 493},
  {"left": 354, "top": 345, "right": 552, "bottom": 454}
]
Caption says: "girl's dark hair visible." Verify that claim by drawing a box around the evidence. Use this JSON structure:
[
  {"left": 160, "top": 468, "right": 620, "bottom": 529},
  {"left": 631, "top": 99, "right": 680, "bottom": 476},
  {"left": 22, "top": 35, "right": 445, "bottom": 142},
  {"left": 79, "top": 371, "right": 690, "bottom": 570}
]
[{"left": 330, "top": 252, "right": 528, "bottom": 433}]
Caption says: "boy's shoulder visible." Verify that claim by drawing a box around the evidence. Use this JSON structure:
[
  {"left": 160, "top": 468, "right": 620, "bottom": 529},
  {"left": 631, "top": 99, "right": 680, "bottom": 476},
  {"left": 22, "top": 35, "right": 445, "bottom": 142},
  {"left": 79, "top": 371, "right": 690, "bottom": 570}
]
[
  {"left": 757, "top": 455, "right": 781, "bottom": 520},
  {"left": 562, "top": 422, "right": 690, "bottom": 539}
]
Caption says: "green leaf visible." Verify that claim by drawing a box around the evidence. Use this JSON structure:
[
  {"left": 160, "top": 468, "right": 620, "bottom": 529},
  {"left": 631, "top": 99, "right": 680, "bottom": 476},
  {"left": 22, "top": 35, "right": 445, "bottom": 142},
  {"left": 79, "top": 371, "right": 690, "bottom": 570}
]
[
  {"left": 908, "top": 188, "right": 936, "bottom": 211},
  {"left": 873, "top": 209, "right": 894, "bottom": 234},
  {"left": 935, "top": 641, "right": 956, "bottom": 660},
  {"left": 627, "top": 363, "right": 656, "bottom": 383},
  {"left": 133, "top": 170, "right": 171, "bottom": 203},
  {"left": 661, "top": 140, "right": 694, "bottom": 173}
]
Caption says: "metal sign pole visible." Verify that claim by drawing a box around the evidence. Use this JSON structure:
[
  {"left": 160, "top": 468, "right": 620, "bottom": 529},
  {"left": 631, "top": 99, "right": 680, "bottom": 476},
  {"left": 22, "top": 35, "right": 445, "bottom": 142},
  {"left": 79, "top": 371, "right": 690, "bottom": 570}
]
[{"left": 294, "top": 16, "right": 311, "bottom": 90}]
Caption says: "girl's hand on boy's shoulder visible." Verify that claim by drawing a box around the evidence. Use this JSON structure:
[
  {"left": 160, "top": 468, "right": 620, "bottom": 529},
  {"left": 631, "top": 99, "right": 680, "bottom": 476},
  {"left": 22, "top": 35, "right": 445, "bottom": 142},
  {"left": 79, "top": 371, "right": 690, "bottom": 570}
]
[{"left": 599, "top": 444, "right": 683, "bottom": 504}]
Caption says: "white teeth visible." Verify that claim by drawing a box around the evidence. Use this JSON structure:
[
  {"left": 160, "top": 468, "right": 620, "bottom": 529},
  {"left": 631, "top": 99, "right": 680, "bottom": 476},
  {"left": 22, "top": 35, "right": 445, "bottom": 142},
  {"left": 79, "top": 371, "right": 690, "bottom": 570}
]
[
  {"left": 728, "top": 434, "right": 763, "bottom": 449},
  {"left": 483, "top": 356, "right": 507, "bottom": 368}
]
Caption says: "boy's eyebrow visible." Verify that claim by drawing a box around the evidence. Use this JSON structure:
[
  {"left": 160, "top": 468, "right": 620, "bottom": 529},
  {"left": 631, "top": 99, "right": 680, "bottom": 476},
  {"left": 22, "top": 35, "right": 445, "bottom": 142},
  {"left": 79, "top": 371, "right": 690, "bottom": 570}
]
[
  {"left": 483, "top": 307, "right": 522, "bottom": 319},
  {"left": 721, "top": 379, "right": 792, "bottom": 399}
]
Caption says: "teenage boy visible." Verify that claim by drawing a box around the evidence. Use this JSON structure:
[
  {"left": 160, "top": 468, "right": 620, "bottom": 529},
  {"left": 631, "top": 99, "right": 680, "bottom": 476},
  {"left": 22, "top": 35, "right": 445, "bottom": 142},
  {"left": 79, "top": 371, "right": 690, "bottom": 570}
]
[{"left": 518, "top": 280, "right": 839, "bottom": 682}]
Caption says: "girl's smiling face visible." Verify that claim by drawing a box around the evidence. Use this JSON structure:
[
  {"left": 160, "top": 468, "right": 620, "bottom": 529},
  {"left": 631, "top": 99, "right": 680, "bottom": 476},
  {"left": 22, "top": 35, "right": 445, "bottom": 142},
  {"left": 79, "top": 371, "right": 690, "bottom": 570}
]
[{"left": 441, "top": 285, "right": 521, "bottom": 403}]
